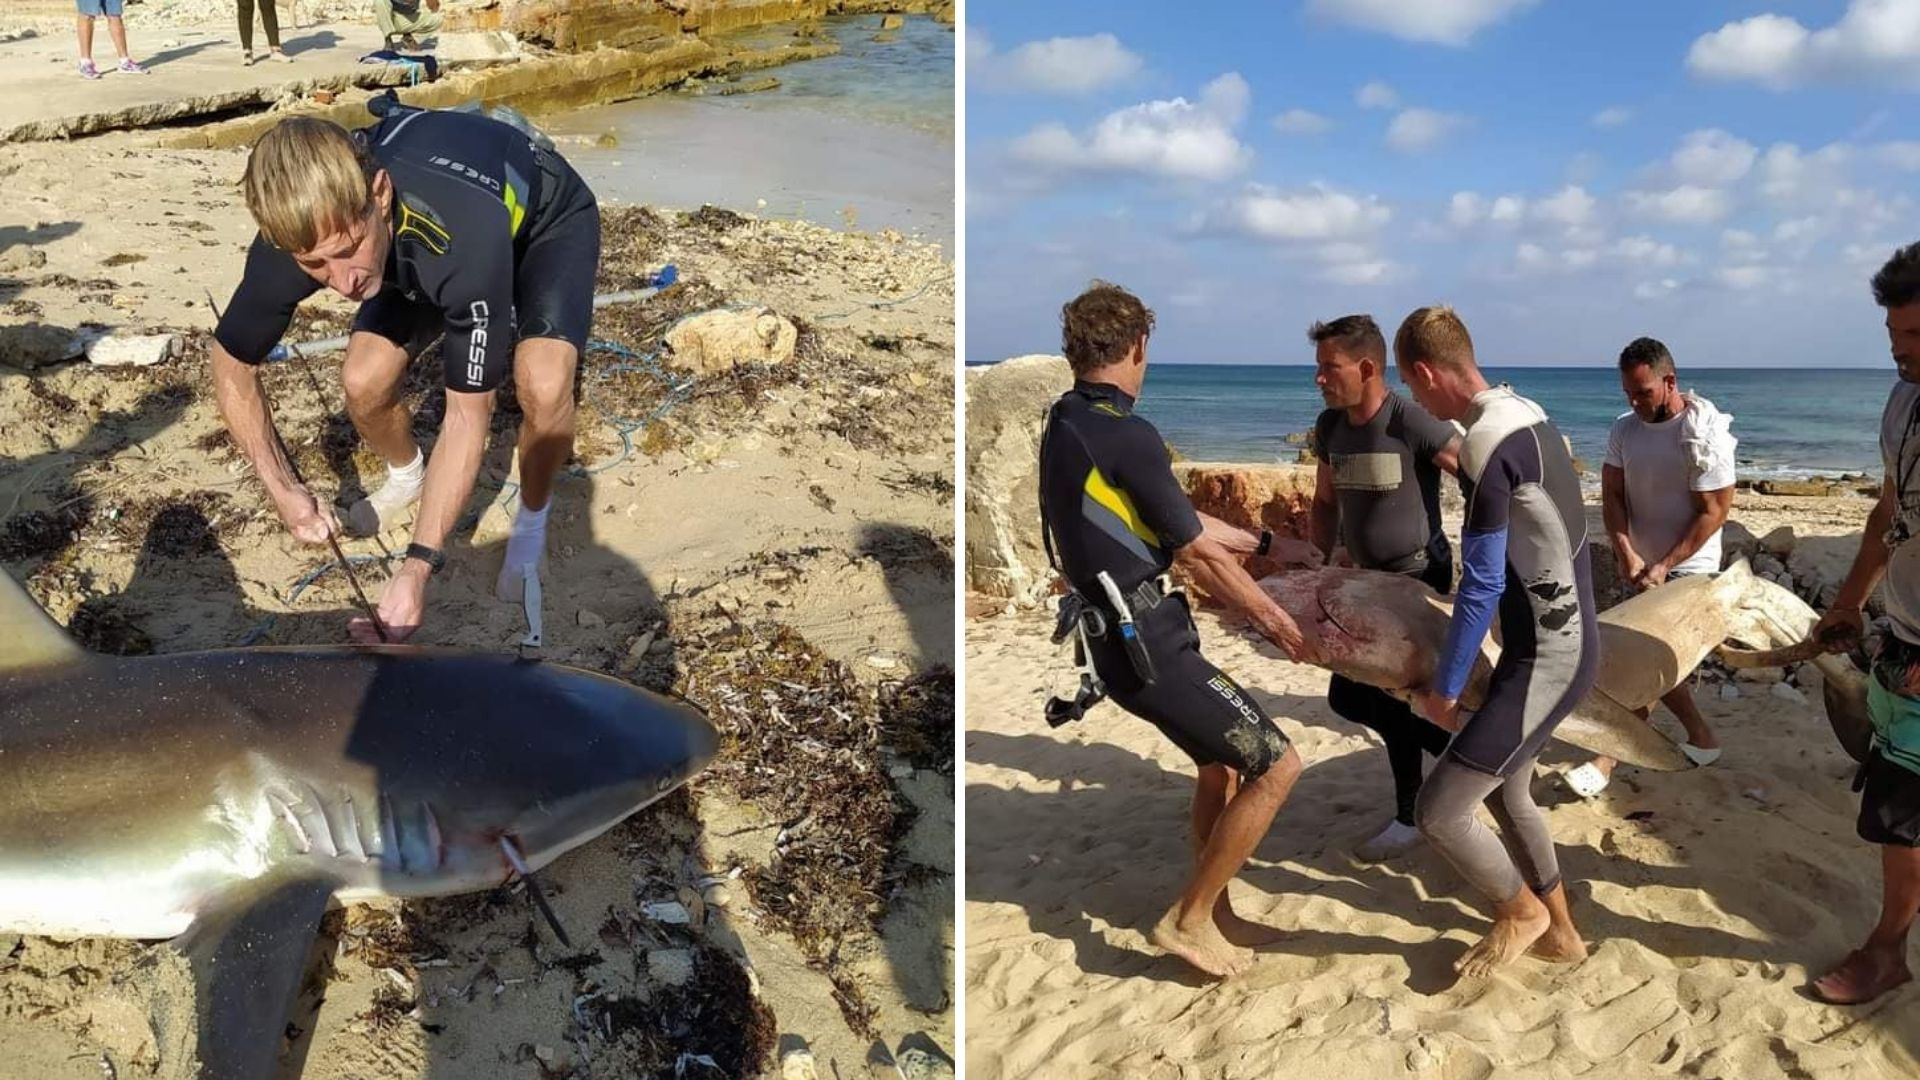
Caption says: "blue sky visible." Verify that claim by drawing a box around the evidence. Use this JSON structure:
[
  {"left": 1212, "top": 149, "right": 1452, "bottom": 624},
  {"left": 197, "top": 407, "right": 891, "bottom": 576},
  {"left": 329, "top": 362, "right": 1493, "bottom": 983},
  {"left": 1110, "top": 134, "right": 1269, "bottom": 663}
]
[{"left": 967, "top": 0, "right": 1920, "bottom": 367}]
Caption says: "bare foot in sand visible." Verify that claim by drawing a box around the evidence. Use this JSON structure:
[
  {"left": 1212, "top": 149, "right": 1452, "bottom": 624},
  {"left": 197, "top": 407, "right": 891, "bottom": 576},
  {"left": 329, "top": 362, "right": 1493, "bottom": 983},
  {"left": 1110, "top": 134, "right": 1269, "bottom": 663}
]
[
  {"left": 1527, "top": 923, "right": 1588, "bottom": 963},
  {"left": 1812, "top": 948, "right": 1913, "bottom": 1004},
  {"left": 1152, "top": 906, "right": 1250, "bottom": 978},
  {"left": 1456, "top": 906, "right": 1552, "bottom": 977},
  {"left": 1214, "top": 895, "right": 1287, "bottom": 947}
]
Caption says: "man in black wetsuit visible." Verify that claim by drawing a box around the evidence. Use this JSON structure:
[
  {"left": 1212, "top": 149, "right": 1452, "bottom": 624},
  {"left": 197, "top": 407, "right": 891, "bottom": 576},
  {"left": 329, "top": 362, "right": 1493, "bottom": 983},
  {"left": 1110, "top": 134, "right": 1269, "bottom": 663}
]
[
  {"left": 1396, "top": 305, "right": 1595, "bottom": 979},
  {"left": 1038, "top": 281, "right": 1323, "bottom": 980},
  {"left": 1306, "top": 314, "right": 1461, "bottom": 862},
  {"left": 210, "top": 106, "right": 600, "bottom": 642}
]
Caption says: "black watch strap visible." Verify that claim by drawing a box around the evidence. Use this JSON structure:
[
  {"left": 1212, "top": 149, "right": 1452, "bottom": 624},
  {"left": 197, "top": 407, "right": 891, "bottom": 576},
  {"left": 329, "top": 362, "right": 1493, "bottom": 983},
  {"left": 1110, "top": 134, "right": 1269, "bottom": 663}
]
[
  {"left": 405, "top": 542, "right": 446, "bottom": 575},
  {"left": 1255, "top": 529, "right": 1274, "bottom": 558}
]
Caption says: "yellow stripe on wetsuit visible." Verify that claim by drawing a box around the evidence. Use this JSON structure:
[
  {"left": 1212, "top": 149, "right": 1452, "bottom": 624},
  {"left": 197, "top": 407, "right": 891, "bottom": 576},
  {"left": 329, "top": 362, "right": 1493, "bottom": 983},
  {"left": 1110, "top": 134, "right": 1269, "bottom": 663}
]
[{"left": 1084, "top": 465, "right": 1162, "bottom": 549}]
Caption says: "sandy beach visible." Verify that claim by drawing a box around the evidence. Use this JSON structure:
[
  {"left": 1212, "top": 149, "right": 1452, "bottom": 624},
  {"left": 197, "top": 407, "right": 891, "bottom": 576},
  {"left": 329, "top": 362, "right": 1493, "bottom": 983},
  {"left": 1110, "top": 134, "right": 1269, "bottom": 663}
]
[
  {"left": 965, "top": 492, "right": 1920, "bottom": 1080},
  {"left": 0, "top": 21, "right": 955, "bottom": 1077}
]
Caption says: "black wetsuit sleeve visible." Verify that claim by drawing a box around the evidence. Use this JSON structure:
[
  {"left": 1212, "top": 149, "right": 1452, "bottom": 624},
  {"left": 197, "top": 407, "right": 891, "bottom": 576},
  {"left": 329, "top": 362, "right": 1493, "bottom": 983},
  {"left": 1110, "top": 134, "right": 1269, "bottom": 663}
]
[
  {"left": 1115, "top": 419, "right": 1203, "bottom": 550},
  {"left": 213, "top": 234, "right": 322, "bottom": 364},
  {"left": 1395, "top": 398, "right": 1461, "bottom": 466},
  {"left": 1311, "top": 408, "right": 1337, "bottom": 460}
]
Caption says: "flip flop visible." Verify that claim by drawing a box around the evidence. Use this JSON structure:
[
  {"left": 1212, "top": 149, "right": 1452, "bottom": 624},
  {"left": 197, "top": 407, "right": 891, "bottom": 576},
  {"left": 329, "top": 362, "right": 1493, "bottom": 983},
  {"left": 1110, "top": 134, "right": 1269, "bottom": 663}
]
[{"left": 1681, "top": 743, "right": 1722, "bottom": 766}]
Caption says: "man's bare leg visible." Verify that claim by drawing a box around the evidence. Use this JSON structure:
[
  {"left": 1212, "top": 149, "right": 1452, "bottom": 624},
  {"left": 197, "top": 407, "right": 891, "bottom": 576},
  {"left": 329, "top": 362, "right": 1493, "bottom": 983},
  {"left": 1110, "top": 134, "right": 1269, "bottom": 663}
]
[
  {"left": 1456, "top": 882, "right": 1553, "bottom": 977},
  {"left": 1528, "top": 881, "right": 1588, "bottom": 963},
  {"left": 106, "top": 15, "right": 130, "bottom": 59},
  {"left": 495, "top": 339, "right": 577, "bottom": 598},
  {"left": 1813, "top": 845, "right": 1920, "bottom": 1004},
  {"left": 1152, "top": 746, "right": 1301, "bottom": 977},
  {"left": 340, "top": 332, "right": 423, "bottom": 535},
  {"left": 1191, "top": 765, "right": 1285, "bottom": 946},
  {"left": 1663, "top": 683, "right": 1718, "bottom": 751},
  {"left": 76, "top": 15, "right": 94, "bottom": 61}
]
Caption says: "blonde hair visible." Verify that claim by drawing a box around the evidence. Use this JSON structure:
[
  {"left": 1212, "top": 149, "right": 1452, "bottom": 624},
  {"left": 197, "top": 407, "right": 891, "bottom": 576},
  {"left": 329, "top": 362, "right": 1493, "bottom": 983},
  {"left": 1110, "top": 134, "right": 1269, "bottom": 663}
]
[
  {"left": 242, "top": 117, "right": 377, "bottom": 253},
  {"left": 1393, "top": 305, "right": 1477, "bottom": 374}
]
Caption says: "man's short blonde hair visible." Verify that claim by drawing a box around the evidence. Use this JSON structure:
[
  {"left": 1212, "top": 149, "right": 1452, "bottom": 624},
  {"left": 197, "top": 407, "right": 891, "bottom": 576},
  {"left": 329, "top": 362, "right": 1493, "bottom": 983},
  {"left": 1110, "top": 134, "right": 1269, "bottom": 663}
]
[
  {"left": 242, "top": 117, "right": 377, "bottom": 253},
  {"left": 1393, "top": 305, "right": 1477, "bottom": 374}
]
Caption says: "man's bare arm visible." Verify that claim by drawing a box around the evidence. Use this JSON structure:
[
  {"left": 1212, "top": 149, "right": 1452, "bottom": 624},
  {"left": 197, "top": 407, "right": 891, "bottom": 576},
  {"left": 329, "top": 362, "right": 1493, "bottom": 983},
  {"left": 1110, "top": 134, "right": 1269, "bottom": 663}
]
[
  {"left": 409, "top": 389, "right": 494, "bottom": 554},
  {"left": 1654, "top": 486, "right": 1735, "bottom": 572},
  {"left": 1173, "top": 534, "right": 1321, "bottom": 662},
  {"left": 1311, "top": 459, "right": 1337, "bottom": 556}
]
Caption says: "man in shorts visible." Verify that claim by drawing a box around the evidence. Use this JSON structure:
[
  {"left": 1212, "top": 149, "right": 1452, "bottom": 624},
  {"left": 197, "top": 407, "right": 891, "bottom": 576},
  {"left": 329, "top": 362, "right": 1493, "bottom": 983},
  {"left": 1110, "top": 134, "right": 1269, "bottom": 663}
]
[
  {"left": 74, "top": 0, "right": 148, "bottom": 79},
  {"left": 210, "top": 105, "right": 600, "bottom": 642},
  {"left": 1038, "top": 281, "right": 1323, "bottom": 979},
  {"left": 1809, "top": 241, "right": 1920, "bottom": 1004},
  {"left": 1564, "top": 336, "right": 1736, "bottom": 798}
]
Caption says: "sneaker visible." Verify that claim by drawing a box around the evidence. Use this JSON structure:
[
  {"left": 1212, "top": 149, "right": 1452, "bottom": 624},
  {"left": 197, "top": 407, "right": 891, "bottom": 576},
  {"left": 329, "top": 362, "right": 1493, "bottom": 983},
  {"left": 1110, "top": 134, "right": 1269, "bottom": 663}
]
[
  {"left": 78, "top": 59, "right": 101, "bottom": 79},
  {"left": 344, "top": 476, "right": 424, "bottom": 538},
  {"left": 240, "top": 49, "right": 254, "bottom": 65},
  {"left": 263, "top": 48, "right": 293, "bottom": 63},
  {"left": 1681, "top": 742, "right": 1722, "bottom": 766},
  {"left": 1354, "top": 819, "right": 1423, "bottom": 863},
  {"left": 115, "top": 58, "right": 148, "bottom": 74}
]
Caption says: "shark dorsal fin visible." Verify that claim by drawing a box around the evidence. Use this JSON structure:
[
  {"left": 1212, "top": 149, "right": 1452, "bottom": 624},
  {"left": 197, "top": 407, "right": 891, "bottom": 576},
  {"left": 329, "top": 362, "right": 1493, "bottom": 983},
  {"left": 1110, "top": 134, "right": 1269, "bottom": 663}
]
[{"left": 0, "top": 569, "right": 84, "bottom": 672}]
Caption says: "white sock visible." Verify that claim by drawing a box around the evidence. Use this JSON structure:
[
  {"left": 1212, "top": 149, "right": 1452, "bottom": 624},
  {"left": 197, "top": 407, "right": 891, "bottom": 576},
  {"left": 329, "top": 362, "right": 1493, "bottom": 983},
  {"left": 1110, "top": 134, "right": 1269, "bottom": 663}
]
[
  {"left": 503, "top": 497, "right": 549, "bottom": 569},
  {"left": 386, "top": 449, "right": 425, "bottom": 490}
]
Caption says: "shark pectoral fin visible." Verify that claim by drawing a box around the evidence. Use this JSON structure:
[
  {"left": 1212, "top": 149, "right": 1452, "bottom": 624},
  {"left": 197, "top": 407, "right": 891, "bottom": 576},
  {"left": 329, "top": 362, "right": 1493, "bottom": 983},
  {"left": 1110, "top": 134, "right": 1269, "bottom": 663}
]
[
  {"left": 0, "top": 569, "right": 83, "bottom": 672},
  {"left": 170, "top": 875, "right": 336, "bottom": 1080}
]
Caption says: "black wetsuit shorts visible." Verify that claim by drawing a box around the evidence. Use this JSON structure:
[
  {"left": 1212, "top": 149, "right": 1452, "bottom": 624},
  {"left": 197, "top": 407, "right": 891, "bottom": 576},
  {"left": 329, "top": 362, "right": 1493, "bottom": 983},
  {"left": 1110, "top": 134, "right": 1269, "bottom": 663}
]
[{"left": 1086, "top": 591, "right": 1290, "bottom": 780}]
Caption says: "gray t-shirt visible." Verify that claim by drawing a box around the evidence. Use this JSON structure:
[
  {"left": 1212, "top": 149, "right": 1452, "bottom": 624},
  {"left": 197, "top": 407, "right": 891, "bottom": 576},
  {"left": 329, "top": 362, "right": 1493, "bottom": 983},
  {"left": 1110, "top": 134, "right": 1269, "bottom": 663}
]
[
  {"left": 1312, "top": 391, "right": 1459, "bottom": 571},
  {"left": 1881, "top": 379, "right": 1920, "bottom": 642}
]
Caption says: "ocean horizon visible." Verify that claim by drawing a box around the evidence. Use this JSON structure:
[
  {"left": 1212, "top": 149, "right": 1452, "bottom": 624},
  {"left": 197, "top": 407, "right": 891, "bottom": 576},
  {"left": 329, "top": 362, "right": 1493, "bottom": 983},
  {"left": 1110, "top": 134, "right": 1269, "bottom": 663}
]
[{"left": 970, "top": 361, "right": 1898, "bottom": 480}]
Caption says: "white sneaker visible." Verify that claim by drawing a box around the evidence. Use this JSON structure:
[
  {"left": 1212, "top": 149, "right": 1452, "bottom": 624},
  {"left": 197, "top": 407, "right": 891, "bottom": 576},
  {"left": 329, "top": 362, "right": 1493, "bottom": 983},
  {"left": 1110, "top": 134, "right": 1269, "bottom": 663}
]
[
  {"left": 1354, "top": 819, "right": 1423, "bottom": 863},
  {"left": 345, "top": 458, "right": 425, "bottom": 537}
]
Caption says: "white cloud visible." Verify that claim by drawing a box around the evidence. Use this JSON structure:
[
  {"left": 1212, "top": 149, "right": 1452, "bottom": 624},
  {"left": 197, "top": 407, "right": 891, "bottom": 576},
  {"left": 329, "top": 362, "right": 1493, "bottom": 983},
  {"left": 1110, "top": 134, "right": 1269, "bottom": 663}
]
[
  {"left": 1613, "top": 235, "right": 1687, "bottom": 267},
  {"left": 1874, "top": 141, "right": 1920, "bottom": 170},
  {"left": 1634, "top": 278, "right": 1682, "bottom": 300},
  {"left": 1625, "top": 185, "right": 1734, "bottom": 224},
  {"left": 989, "top": 33, "right": 1144, "bottom": 95},
  {"left": 1320, "top": 258, "right": 1397, "bottom": 285},
  {"left": 1592, "top": 106, "right": 1632, "bottom": 129},
  {"left": 1356, "top": 81, "right": 1399, "bottom": 109},
  {"left": 1309, "top": 0, "right": 1539, "bottom": 46},
  {"left": 1759, "top": 142, "right": 1854, "bottom": 205},
  {"left": 1489, "top": 195, "right": 1527, "bottom": 223},
  {"left": 1203, "top": 183, "right": 1393, "bottom": 242},
  {"left": 1514, "top": 242, "right": 1598, "bottom": 275},
  {"left": 1533, "top": 185, "right": 1597, "bottom": 227},
  {"left": 1448, "top": 192, "right": 1486, "bottom": 227},
  {"left": 1687, "top": 0, "right": 1920, "bottom": 88},
  {"left": 1273, "top": 109, "right": 1334, "bottom": 135},
  {"left": 1716, "top": 265, "right": 1775, "bottom": 290},
  {"left": 1670, "top": 129, "right": 1758, "bottom": 186},
  {"left": 1009, "top": 73, "right": 1254, "bottom": 181},
  {"left": 1774, "top": 216, "right": 1823, "bottom": 243},
  {"left": 1386, "top": 108, "right": 1470, "bottom": 153}
]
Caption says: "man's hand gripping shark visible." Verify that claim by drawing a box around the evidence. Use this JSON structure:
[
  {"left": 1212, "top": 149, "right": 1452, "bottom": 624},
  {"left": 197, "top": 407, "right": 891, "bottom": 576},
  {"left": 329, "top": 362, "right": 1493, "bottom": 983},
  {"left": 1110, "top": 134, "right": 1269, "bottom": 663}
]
[
  {"left": 1250, "top": 558, "right": 1873, "bottom": 769},
  {"left": 0, "top": 569, "right": 718, "bottom": 1080}
]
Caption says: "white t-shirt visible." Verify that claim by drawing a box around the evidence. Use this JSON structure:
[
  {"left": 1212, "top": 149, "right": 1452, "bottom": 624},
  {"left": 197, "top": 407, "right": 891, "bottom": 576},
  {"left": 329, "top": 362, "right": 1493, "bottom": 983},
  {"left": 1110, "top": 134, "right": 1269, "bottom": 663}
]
[
  {"left": 1879, "top": 380, "right": 1920, "bottom": 642},
  {"left": 1604, "top": 398, "right": 1737, "bottom": 576}
]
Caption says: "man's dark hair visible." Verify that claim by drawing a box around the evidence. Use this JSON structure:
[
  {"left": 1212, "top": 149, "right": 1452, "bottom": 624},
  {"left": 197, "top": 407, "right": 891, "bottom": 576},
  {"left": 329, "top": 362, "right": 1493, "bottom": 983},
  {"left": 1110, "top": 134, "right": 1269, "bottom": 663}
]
[
  {"left": 1618, "top": 336, "right": 1675, "bottom": 375},
  {"left": 1306, "top": 314, "right": 1386, "bottom": 367},
  {"left": 1873, "top": 242, "right": 1920, "bottom": 308},
  {"left": 1061, "top": 281, "right": 1155, "bottom": 376}
]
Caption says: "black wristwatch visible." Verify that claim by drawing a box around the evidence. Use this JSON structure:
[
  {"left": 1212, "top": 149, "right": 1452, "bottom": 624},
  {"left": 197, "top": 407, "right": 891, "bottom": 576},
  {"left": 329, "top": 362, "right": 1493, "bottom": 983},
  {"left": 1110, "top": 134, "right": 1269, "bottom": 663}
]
[
  {"left": 404, "top": 542, "right": 446, "bottom": 575},
  {"left": 1255, "top": 529, "right": 1274, "bottom": 558}
]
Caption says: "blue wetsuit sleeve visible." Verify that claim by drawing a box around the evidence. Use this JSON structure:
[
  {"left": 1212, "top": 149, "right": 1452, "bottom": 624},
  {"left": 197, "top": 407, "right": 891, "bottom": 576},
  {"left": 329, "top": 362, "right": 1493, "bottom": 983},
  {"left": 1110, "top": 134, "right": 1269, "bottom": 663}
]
[{"left": 1436, "top": 526, "right": 1507, "bottom": 699}]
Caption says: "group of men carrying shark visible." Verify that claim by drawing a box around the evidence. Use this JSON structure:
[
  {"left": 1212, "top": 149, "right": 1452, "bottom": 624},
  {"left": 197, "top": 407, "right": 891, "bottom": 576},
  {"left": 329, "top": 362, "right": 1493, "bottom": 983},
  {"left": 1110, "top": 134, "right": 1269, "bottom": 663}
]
[{"left": 1036, "top": 263, "right": 1920, "bottom": 1004}]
